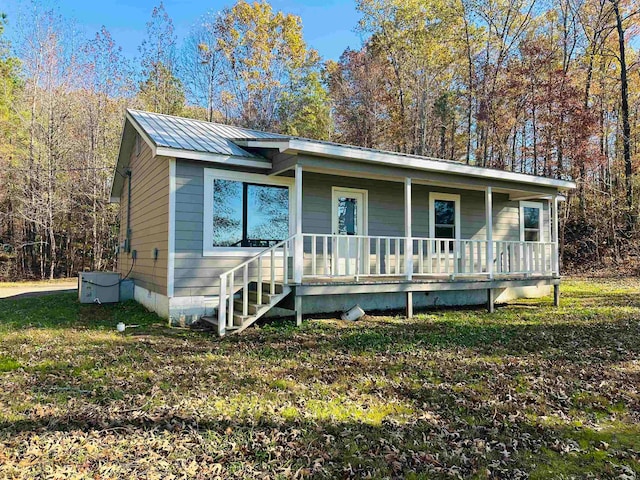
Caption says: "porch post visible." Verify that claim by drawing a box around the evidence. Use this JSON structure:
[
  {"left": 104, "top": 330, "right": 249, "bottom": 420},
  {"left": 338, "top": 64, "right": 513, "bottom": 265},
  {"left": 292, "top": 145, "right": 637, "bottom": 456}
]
[
  {"left": 404, "top": 177, "right": 413, "bottom": 280},
  {"left": 485, "top": 186, "right": 494, "bottom": 279},
  {"left": 294, "top": 164, "right": 303, "bottom": 284},
  {"left": 552, "top": 194, "right": 559, "bottom": 276}
]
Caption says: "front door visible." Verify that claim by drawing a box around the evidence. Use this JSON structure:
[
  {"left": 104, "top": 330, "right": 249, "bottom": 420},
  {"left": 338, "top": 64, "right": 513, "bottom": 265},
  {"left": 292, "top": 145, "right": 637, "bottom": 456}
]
[{"left": 332, "top": 187, "right": 367, "bottom": 275}]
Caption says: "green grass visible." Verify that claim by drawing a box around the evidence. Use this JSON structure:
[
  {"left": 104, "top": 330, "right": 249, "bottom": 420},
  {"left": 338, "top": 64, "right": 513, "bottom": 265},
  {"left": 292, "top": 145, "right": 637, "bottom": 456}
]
[{"left": 0, "top": 278, "right": 639, "bottom": 478}]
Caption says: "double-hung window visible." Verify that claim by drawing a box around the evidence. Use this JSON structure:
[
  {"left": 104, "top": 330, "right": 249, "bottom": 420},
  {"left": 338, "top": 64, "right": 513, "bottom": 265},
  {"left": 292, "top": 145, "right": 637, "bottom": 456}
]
[
  {"left": 203, "top": 169, "right": 293, "bottom": 255},
  {"left": 429, "top": 192, "right": 461, "bottom": 251},
  {"left": 520, "top": 201, "right": 543, "bottom": 242}
]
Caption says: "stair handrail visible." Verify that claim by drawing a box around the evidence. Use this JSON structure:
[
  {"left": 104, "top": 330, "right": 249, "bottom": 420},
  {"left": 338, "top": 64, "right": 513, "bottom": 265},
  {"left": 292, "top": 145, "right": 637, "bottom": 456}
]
[{"left": 217, "top": 233, "right": 298, "bottom": 336}]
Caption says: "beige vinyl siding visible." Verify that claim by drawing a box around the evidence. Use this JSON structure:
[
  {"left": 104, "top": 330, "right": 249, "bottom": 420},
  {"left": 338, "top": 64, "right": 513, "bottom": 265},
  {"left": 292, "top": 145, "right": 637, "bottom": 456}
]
[
  {"left": 173, "top": 167, "right": 551, "bottom": 297},
  {"left": 117, "top": 139, "right": 169, "bottom": 295}
]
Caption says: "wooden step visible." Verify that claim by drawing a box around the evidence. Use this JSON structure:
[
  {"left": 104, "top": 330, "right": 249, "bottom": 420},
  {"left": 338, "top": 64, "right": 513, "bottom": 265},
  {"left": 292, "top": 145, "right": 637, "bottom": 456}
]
[
  {"left": 233, "top": 300, "right": 263, "bottom": 315},
  {"left": 247, "top": 291, "right": 281, "bottom": 304},
  {"left": 233, "top": 313, "right": 253, "bottom": 327},
  {"left": 250, "top": 282, "right": 285, "bottom": 294},
  {"left": 200, "top": 316, "right": 239, "bottom": 330}
]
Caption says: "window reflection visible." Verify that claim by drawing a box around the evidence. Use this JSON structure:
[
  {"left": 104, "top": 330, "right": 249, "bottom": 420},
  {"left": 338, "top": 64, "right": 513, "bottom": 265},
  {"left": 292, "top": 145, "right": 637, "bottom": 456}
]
[
  {"left": 338, "top": 197, "right": 358, "bottom": 235},
  {"left": 212, "top": 179, "right": 289, "bottom": 247}
]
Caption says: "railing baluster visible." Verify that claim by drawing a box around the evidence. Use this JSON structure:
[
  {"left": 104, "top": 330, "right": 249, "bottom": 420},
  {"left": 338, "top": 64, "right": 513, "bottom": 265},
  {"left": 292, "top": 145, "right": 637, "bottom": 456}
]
[
  {"left": 311, "top": 234, "right": 317, "bottom": 276},
  {"left": 470, "top": 240, "right": 475, "bottom": 273},
  {"left": 395, "top": 238, "right": 401, "bottom": 275},
  {"left": 257, "top": 257, "right": 263, "bottom": 305},
  {"left": 333, "top": 236, "right": 338, "bottom": 276},
  {"left": 243, "top": 264, "right": 249, "bottom": 316},
  {"left": 323, "top": 235, "right": 329, "bottom": 276},
  {"left": 418, "top": 240, "right": 424, "bottom": 274},
  {"left": 283, "top": 241, "right": 289, "bottom": 283},
  {"left": 270, "top": 249, "right": 275, "bottom": 294},
  {"left": 365, "top": 237, "right": 371, "bottom": 275},
  {"left": 228, "top": 270, "right": 234, "bottom": 327},
  {"left": 460, "top": 241, "right": 466, "bottom": 274},
  {"left": 355, "top": 237, "right": 361, "bottom": 280},
  {"left": 437, "top": 241, "right": 442, "bottom": 274},
  {"left": 218, "top": 274, "right": 227, "bottom": 336},
  {"left": 385, "top": 238, "right": 390, "bottom": 275},
  {"left": 427, "top": 240, "right": 433, "bottom": 274},
  {"left": 376, "top": 238, "right": 381, "bottom": 275}
]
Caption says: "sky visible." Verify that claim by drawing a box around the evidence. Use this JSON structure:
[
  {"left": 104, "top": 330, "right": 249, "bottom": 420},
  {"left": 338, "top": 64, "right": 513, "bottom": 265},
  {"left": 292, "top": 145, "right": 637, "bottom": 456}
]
[{"left": 2, "top": 0, "right": 364, "bottom": 62}]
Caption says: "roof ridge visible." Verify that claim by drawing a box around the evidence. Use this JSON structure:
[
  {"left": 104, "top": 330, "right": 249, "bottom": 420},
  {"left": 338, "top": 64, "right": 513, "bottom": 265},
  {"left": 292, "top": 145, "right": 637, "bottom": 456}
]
[{"left": 126, "top": 108, "right": 283, "bottom": 138}]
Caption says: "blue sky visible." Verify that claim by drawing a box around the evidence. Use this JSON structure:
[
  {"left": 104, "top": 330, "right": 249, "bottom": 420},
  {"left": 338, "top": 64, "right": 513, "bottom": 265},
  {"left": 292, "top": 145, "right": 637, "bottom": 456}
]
[{"left": 2, "top": 0, "right": 363, "bottom": 62}]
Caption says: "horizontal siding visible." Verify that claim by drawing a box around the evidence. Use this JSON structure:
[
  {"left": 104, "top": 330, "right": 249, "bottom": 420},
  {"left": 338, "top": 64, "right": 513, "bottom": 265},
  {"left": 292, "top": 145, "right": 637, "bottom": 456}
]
[
  {"left": 117, "top": 140, "right": 169, "bottom": 295},
  {"left": 173, "top": 164, "right": 549, "bottom": 296}
]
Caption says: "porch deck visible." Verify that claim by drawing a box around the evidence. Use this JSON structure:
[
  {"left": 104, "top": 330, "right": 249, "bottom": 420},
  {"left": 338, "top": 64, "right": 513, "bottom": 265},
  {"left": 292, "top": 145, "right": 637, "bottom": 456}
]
[{"left": 214, "top": 232, "right": 561, "bottom": 335}]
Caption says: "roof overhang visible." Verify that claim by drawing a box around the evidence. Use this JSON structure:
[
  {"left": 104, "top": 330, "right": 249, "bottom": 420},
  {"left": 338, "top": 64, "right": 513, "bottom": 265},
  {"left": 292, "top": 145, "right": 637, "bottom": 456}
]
[{"left": 235, "top": 138, "right": 577, "bottom": 191}]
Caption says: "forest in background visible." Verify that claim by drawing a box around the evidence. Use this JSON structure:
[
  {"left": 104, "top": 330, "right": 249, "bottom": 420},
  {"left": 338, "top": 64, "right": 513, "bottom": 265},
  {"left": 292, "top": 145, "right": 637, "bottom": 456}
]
[{"left": 0, "top": 0, "right": 638, "bottom": 281}]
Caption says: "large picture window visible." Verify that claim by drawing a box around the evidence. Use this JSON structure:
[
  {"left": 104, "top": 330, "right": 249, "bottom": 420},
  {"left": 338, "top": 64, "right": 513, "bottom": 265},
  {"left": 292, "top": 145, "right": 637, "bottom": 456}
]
[
  {"left": 520, "top": 201, "right": 543, "bottom": 242},
  {"left": 203, "top": 169, "right": 293, "bottom": 255},
  {"left": 213, "top": 180, "right": 289, "bottom": 247}
]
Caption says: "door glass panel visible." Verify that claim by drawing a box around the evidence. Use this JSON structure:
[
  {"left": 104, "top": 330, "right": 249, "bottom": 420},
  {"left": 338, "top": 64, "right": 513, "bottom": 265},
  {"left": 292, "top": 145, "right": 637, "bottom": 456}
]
[
  {"left": 435, "top": 225, "right": 455, "bottom": 239},
  {"left": 434, "top": 199, "right": 456, "bottom": 241},
  {"left": 434, "top": 199, "right": 455, "bottom": 226},
  {"left": 523, "top": 207, "right": 540, "bottom": 230},
  {"left": 212, "top": 179, "right": 243, "bottom": 246},
  {"left": 338, "top": 197, "right": 358, "bottom": 235},
  {"left": 524, "top": 230, "right": 540, "bottom": 242}
]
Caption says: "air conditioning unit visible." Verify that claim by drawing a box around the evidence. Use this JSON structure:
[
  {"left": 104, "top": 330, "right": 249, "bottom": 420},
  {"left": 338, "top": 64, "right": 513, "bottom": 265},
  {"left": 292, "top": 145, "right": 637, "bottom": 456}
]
[{"left": 78, "top": 272, "right": 121, "bottom": 304}]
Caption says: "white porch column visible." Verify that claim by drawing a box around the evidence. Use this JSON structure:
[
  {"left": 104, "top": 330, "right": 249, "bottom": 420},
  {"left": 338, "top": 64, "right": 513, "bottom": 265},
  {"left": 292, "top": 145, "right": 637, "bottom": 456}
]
[
  {"left": 404, "top": 177, "right": 413, "bottom": 280},
  {"left": 485, "top": 186, "right": 494, "bottom": 279},
  {"left": 552, "top": 194, "right": 559, "bottom": 275},
  {"left": 294, "top": 164, "right": 303, "bottom": 284}
]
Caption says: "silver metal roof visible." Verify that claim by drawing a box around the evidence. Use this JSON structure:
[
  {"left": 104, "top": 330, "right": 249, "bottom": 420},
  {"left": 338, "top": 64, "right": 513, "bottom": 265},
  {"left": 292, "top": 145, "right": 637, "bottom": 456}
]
[{"left": 128, "top": 109, "right": 285, "bottom": 158}]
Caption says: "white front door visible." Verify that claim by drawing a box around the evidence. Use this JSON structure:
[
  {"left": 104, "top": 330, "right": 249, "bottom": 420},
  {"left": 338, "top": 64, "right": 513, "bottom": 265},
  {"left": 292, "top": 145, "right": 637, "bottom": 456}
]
[{"left": 332, "top": 187, "right": 367, "bottom": 275}]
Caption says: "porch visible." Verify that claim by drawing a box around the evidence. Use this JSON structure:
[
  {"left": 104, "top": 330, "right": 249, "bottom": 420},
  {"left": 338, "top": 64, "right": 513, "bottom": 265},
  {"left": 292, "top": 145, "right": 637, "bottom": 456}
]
[
  {"left": 213, "top": 233, "right": 560, "bottom": 335},
  {"left": 207, "top": 165, "right": 563, "bottom": 336}
]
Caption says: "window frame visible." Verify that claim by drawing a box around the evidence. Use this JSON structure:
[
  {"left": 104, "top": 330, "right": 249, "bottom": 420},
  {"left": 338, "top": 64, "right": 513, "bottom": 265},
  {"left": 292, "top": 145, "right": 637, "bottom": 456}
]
[
  {"left": 429, "top": 192, "right": 461, "bottom": 243},
  {"left": 519, "top": 200, "right": 544, "bottom": 243},
  {"left": 203, "top": 168, "right": 294, "bottom": 256}
]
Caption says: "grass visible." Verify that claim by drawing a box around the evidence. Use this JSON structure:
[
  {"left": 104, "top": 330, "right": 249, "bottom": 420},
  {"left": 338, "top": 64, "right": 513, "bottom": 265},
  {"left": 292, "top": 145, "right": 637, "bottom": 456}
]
[{"left": 0, "top": 278, "right": 639, "bottom": 478}]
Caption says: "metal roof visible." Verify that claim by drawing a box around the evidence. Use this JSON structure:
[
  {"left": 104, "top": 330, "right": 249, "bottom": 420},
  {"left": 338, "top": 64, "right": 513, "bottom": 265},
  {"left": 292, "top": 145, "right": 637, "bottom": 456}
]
[{"left": 128, "top": 109, "right": 285, "bottom": 158}]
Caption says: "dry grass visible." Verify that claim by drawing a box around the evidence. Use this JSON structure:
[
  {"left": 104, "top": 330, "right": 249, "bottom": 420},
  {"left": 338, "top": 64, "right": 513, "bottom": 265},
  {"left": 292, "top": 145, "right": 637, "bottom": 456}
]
[{"left": 0, "top": 278, "right": 639, "bottom": 479}]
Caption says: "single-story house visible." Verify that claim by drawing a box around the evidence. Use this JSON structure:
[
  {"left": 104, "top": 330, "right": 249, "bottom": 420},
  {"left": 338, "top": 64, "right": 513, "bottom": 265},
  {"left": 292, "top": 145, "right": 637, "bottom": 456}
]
[{"left": 110, "top": 109, "right": 576, "bottom": 335}]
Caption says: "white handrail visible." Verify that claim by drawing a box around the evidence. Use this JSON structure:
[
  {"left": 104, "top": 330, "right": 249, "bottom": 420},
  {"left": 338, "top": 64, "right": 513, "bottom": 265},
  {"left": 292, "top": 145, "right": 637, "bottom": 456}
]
[{"left": 217, "top": 234, "right": 298, "bottom": 336}]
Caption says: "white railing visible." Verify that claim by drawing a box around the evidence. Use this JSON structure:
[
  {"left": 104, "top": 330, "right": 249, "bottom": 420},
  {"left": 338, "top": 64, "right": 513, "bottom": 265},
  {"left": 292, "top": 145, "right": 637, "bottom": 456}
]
[
  {"left": 495, "top": 240, "right": 556, "bottom": 275},
  {"left": 302, "top": 234, "right": 407, "bottom": 278},
  {"left": 413, "top": 238, "right": 489, "bottom": 275},
  {"left": 301, "top": 234, "right": 557, "bottom": 279},
  {"left": 217, "top": 234, "right": 296, "bottom": 335}
]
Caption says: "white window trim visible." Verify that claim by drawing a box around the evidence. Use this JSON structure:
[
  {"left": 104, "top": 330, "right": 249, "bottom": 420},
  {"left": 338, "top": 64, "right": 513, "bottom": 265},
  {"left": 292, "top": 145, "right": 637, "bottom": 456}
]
[
  {"left": 331, "top": 186, "right": 369, "bottom": 236},
  {"left": 429, "top": 192, "right": 461, "bottom": 241},
  {"left": 203, "top": 168, "right": 295, "bottom": 256},
  {"left": 519, "top": 200, "right": 544, "bottom": 242}
]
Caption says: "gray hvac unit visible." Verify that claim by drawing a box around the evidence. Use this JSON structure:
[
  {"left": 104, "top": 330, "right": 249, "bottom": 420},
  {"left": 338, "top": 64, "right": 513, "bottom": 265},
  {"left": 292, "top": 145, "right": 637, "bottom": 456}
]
[{"left": 78, "top": 272, "right": 121, "bottom": 304}]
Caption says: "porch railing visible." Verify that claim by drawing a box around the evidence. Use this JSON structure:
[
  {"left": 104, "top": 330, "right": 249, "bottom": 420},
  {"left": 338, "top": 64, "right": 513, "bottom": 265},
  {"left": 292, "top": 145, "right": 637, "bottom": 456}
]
[{"left": 301, "top": 234, "right": 557, "bottom": 279}]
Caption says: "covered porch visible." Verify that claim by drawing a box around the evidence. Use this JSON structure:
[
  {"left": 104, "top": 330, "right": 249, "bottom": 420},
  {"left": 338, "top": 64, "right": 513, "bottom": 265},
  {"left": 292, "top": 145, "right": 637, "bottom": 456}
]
[{"left": 214, "top": 163, "right": 563, "bottom": 335}]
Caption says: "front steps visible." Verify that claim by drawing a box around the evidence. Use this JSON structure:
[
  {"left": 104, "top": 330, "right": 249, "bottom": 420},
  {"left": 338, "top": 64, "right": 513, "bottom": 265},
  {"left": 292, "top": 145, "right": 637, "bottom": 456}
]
[{"left": 201, "top": 282, "right": 292, "bottom": 336}]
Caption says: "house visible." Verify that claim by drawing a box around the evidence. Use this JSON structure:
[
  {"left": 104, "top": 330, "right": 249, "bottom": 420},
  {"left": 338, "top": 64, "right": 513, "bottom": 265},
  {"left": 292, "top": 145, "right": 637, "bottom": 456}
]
[{"left": 110, "top": 109, "right": 576, "bottom": 335}]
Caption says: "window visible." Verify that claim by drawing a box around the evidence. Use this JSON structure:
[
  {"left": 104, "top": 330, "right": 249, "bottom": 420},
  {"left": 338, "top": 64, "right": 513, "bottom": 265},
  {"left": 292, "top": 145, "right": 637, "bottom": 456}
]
[
  {"left": 520, "top": 201, "right": 543, "bottom": 242},
  {"left": 429, "top": 192, "right": 460, "bottom": 251},
  {"left": 203, "top": 169, "right": 293, "bottom": 255},
  {"left": 135, "top": 134, "right": 141, "bottom": 156}
]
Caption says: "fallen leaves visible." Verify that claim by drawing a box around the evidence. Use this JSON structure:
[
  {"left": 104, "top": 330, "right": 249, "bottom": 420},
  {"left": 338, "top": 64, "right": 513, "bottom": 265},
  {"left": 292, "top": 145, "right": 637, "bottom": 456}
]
[{"left": 0, "top": 279, "right": 639, "bottom": 478}]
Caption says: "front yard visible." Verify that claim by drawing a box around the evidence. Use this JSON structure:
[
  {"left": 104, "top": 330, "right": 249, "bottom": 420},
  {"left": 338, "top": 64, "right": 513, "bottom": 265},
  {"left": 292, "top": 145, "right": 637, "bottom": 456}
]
[{"left": 0, "top": 278, "right": 639, "bottom": 479}]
